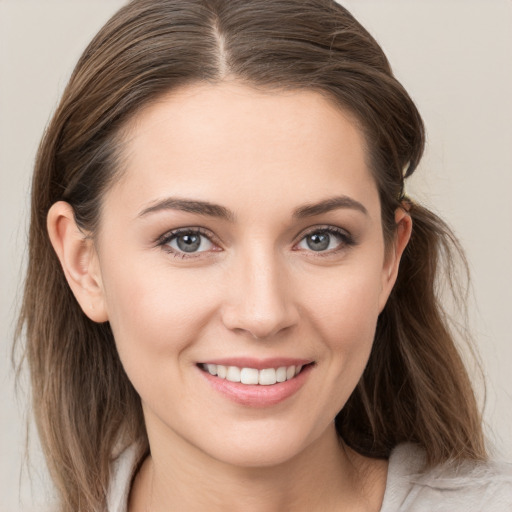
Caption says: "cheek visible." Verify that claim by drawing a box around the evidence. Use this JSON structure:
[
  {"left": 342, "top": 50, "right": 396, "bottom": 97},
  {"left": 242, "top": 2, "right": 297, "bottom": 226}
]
[
  {"left": 100, "top": 257, "right": 221, "bottom": 368},
  {"left": 305, "top": 258, "right": 383, "bottom": 336},
  {"left": 300, "top": 258, "right": 384, "bottom": 384}
]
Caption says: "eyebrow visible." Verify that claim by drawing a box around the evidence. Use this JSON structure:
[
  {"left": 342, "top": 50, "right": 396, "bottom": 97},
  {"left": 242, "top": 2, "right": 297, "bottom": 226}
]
[
  {"left": 293, "top": 195, "right": 368, "bottom": 218},
  {"left": 138, "top": 197, "right": 235, "bottom": 221},
  {"left": 138, "top": 194, "right": 367, "bottom": 221}
]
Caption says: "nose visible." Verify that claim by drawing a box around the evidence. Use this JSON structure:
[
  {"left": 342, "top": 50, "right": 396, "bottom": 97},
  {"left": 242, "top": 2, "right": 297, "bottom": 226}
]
[{"left": 221, "top": 248, "right": 300, "bottom": 340}]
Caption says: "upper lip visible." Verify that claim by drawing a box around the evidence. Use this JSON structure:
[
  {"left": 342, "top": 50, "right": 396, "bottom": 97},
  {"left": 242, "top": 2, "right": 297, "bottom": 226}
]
[{"left": 198, "top": 357, "right": 313, "bottom": 370}]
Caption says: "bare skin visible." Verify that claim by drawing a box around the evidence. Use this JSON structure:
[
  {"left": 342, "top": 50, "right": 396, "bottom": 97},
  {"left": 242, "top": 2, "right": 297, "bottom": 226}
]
[
  {"left": 130, "top": 432, "right": 388, "bottom": 512},
  {"left": 48, "top": 82, "right": 410, "bottom": 511}
]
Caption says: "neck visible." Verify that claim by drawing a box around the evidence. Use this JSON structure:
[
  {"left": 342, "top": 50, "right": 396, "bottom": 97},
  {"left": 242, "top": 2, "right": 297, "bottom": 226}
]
[{"left": 129, "top": 423, "right": 387, "bottom": 512}]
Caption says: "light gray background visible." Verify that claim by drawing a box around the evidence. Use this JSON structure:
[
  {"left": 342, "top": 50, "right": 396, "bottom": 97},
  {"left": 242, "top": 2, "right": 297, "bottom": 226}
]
[{"left": 1, "top": 1, "right": 511, "bottom": 510}]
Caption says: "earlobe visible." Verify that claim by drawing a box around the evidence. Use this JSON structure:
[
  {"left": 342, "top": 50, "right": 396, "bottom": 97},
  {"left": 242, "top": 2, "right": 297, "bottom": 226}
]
[
  {"left": 47, "top": 201, "right": 108, "bottom": 323},
  {"left": 378, "top": 208, "right": 412, "bottom": 311}
]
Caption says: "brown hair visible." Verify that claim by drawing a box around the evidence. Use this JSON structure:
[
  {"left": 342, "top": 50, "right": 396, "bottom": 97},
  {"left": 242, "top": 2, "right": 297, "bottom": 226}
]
[{"left": 16, "top": 0, "right": 486, "bottom": 510}]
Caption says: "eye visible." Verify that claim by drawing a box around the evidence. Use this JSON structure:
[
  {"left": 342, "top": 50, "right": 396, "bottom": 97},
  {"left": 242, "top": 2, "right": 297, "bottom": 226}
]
[
  {"left": 296, "top": 227, "right": 353, "bottom": 253},
  {"left": 158, "top": 228, "right": 217, "bottom": 256}
]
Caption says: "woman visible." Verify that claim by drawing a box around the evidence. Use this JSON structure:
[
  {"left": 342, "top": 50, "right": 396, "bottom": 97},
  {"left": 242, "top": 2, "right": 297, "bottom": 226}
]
[{"left": 17, "top": 0, "right": 512, "bottom": 511}]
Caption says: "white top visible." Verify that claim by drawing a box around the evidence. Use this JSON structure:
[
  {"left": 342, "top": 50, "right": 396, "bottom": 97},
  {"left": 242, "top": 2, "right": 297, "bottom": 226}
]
[{"left": 107, "top": 443, "right": 512, "bottom": 511}]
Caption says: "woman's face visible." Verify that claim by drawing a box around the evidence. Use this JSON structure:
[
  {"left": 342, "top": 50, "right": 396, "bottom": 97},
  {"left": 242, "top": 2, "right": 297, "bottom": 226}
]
[{"left": 91, "top": 83, "right": 406, "bottom": 467}]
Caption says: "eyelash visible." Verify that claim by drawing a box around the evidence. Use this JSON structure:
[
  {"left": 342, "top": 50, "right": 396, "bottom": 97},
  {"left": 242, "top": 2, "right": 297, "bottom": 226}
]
[
  {"left": 155, "top": 225, "right": 355, "bottom": 258},
  {"left": 155, "top": 227, "right": 220, "bottom": 259},
  {"left": 295, "top": 226, "right": 355, "bottom": 256}
]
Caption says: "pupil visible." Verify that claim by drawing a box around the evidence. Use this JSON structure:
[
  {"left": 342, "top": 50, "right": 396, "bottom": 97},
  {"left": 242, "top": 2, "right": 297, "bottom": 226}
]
[
  {"left": 177, "top": 234, "right": 201, "bottom": 252},
  {"left": 307, "top": 233, "right": 330, "bottom": 251}
]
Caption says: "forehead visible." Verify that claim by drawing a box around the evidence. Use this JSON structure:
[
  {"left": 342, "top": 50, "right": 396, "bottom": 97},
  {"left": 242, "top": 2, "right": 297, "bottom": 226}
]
[{"left": 111, "top": 82, "right": 378, "bottom": 219}]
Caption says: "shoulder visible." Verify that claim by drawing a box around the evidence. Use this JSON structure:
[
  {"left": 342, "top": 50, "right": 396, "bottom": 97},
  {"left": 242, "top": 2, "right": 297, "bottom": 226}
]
[
  {"left": 380, "top": 443, "right": 512, "bottom": 512},
  {"left": 107, "top": 443, "right": 145, "bottom": 512}
]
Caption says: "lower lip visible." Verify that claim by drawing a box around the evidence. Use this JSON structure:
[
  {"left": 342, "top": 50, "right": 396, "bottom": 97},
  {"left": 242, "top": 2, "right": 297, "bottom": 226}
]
[{"left": 199, "top": 365, "right": 313, "bottom": 407}]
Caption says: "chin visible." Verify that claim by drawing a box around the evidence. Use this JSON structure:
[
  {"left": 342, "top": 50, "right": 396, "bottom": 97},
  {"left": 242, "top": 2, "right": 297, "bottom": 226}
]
[
  {"left": 192, "top": 420, "right": 329, "bottom": 470},
  {"left": 210, "top": 442, "right": 307, "bottom": 469}
]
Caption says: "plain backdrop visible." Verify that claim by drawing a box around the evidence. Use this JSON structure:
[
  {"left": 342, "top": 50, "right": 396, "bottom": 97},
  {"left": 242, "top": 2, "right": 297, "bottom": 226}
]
[{"left": 1, "top": 1, "right": 511, "bottom": 510}]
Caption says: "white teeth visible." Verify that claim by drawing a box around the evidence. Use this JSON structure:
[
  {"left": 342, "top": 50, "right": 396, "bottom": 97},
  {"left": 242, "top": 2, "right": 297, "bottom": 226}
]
[
  {"left": 259, "top": 368, "right": 276, "bottom": 385},
  {"left": 240, "top": 367, "right": 259, "bottom": 385},
  {"left": 276, "top": 366, "right": 287, "bottom": 383},
  {"left": 226, "top": 366, "right": 241, "bottom": 383},
  {"left": 217, "top": 365, "right": 227, "bottom": 378},
  {"left": 203, "top": 363, "right": 306, "bottom": 385}
]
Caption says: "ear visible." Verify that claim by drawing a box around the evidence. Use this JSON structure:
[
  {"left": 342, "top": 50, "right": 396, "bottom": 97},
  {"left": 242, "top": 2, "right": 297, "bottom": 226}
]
[
  {"left": 47, "top": 201, "right": 108, "bottom": 322},
  {"left": 378, "top": 207, "right": 412, "bottom": 312}
]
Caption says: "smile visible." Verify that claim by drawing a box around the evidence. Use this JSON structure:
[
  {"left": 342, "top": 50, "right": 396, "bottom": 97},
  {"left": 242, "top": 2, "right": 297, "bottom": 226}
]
[
  {"left": 200, "top": 363, "right": 304, "bottom": 385},
  {"left": 198, "top": 360, "right": 314, "bottom": 407}
]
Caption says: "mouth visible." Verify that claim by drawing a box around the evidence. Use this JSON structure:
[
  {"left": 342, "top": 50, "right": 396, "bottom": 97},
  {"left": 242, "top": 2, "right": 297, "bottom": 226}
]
[{"left": 198, "top": 362, "right": 314, "bottom": 386}]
